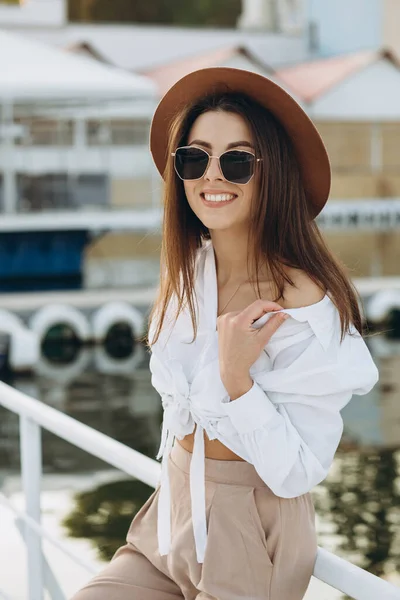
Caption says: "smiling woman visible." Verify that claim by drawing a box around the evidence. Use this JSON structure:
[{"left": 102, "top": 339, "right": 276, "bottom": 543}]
[
  {"left": 149, "top": 82, "right": 360, "bottom": 343},
  {"left": 71, "top": 67, "right": 379, "bottom": 600}
]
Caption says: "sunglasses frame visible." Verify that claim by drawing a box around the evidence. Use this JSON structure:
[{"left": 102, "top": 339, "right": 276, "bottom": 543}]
[{"left": 171, "top": 145, "right": 262, "bottom": 185}]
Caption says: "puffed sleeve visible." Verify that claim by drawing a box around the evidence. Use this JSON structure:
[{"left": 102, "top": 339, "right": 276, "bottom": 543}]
[{"left": 220, "top": 307, "right": 379, "bottom": 498}]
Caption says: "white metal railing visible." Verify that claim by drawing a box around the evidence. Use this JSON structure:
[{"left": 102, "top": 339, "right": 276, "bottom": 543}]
[{"left": 0, "top": 381, "right": 399, "bottom": 600}]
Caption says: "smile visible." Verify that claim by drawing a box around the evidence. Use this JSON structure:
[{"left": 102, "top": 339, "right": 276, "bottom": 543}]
[{"left": 201, "top": 192, "right": 238, "bottom": 204}]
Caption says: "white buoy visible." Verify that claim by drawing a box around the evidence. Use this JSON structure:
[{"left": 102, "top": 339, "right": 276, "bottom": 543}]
[
  {"left": 94, "top": 342, "right": 145, "bottom": 375},
  {"left": 35, "top": 347, "right": 92, "bottom": 384},
  {"left": 365, "top": 290, "right": 400, "bottom": 323},
  {"left": 29, "top": 304, "right": 91, "bottom": 344},
  {"left": 0, "top": 309, "right": 39, "bottom": 372},
  {"left": 91, "top": 301, "right": 144, "bottom": 343}
]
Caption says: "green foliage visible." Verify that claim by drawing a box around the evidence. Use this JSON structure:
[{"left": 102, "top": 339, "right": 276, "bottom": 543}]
[{"left": 68, "top": 0, "right": 242, "bottom": 28}]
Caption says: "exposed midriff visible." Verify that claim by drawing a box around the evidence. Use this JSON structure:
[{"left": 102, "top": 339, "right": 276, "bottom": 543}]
[{"left": 176, "top": 424, "right": 246, "bottom": 461}]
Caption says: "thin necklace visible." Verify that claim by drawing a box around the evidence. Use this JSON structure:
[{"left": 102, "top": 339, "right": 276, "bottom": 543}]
[{"left": 217, "top": 277, "right": 250, "bottom": 317}]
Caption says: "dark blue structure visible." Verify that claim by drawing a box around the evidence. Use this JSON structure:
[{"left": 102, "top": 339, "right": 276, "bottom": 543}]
[{"left": 0, "top": 231, "right": 89, "bottom": 292}]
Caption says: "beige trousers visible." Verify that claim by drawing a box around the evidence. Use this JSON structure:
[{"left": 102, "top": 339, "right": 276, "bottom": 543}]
[{"left": 71, "top": 441, "right": 317, "bottom": 599}]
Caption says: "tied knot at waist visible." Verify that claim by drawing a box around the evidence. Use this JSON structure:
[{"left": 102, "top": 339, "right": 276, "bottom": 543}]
[
  {"left": 157, "top": 391, "right": 221, "bottom": 461},
  {"left": 156, "top": 357, "right": 227, "bottom": 461}
]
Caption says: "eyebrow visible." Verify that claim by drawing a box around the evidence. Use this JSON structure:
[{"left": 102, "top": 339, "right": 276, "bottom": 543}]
[{"left": 188, "top": 139, "right": 254, "bottom": 150}]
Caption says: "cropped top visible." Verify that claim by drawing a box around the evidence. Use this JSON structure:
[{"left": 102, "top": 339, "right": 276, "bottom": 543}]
[{"left": 149, "top": 239, "right": 379, "bottom": 564}]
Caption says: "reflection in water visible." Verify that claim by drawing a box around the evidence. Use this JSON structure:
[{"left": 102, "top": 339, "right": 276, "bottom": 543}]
[
  {"left": 1, "top": 334, "right": 400, "bottom": 594},
  {"left": 313, "top": 449, "right": 400, "bottom": 585},
  {"left": 62, "top": 478, "right": 155, "bottom": 562}
]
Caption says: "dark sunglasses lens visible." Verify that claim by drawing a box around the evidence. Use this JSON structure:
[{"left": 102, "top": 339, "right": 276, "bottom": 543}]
[
  {"left": 174, "top": 147, "right": 208, "bottom": 180},
  {"left": 220, "top": 151, "right": 255, "bottom": 184}
]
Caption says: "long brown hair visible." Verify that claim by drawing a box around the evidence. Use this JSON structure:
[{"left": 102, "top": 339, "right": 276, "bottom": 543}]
[{"left": 144, "top": 92, "right": 367, "bottom": 349}]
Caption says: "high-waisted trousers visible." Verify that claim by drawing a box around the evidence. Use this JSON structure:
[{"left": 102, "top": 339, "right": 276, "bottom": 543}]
[{"left": 70, "top": 440, "right": 317, "bottom": 599}]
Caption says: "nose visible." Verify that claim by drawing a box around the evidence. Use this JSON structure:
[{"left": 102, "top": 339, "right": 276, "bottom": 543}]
[{"left": 204, "top": 156, "right": 224, "bottom": 181}]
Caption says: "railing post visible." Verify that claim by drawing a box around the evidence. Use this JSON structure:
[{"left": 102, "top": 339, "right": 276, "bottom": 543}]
[
  {"left": 20, "top": 416, "right": 44, "bottom": 600},
  {"left": 15, "top": 518, "right": 66, "bottom": 600}
]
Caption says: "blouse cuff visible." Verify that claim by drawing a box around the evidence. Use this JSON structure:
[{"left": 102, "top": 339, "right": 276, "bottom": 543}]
[{"left": 222, "top": 380, "right": 279, "bottom": 434}]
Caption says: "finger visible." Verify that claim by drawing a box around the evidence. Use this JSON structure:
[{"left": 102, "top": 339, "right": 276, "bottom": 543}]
[
  {"left": 237, "top": 298, "right": 284, "bottom": 325},
  {"left": 258, "top": 312, "right": 289, "bottom": 342}
]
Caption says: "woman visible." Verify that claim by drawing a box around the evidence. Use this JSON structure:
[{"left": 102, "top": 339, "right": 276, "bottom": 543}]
[{"left": 72, "top": 68, "right": 379, "bottom": 600}]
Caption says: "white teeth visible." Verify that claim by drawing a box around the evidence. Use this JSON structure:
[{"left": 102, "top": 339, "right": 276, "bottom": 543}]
[{"left": 203, "top": 193, "right": 236, "bottom": 202}]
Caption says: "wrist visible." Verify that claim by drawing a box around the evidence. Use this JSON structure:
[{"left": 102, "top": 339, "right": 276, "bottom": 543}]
[{"left": 223, "top": 374, "right": 253, "bottom": 401}]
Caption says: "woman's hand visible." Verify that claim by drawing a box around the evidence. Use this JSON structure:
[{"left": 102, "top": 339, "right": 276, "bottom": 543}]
[{"left": 217, "top": 299, "right": 289, "bottom": 399}]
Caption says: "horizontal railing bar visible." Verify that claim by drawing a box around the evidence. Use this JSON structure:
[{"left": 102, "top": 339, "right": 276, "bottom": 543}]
[
  {"left": 314, "top": 547, "right": 400, "bottom": 599},
  {"left": 0, "top": 381, "right": 160, "bottom": 488}
]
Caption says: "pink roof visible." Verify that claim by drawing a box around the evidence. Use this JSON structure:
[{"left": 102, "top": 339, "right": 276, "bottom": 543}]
[
  {"left": 142, "top": 46, "right": 272, "bottom": 95},
  {"left": 142, "top": 45, "right": 399, "bottom": 103},
  {"left": 275, "top": 50, "right": 383, "bottom": 102},
  {"left": 64, "top": 41, "right": 111, "bottom": 65}
]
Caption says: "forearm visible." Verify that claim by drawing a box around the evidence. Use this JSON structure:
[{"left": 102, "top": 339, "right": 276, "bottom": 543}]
[{"left": 220, "top": 380, "right": 345, "bottom": 497}]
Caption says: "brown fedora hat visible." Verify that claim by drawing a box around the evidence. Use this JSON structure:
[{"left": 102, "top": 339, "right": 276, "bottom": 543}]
[{"left": 150, "top": 67, "right": 331, "bottom": 219}]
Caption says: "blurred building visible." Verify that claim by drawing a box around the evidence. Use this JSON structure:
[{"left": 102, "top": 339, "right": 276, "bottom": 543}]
[
  {"left": 307, "top": 0, "right": 400, "bottom": 58},
  {"left": 0, "top": 29, "right": 158, "bottom": 290},
  {"left": 1, "top": 0, "right": 400, "bottom": 287},
  {"left": 276, "top": 48, "right": 400, "bottom": 277}
]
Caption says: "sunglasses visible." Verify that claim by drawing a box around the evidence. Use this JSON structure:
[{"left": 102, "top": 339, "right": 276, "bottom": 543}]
[{"left": 171, "top": 146, "right": 262, "bottom": 185}]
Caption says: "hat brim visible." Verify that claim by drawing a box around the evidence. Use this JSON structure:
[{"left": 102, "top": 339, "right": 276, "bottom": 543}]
[{"left": 150, "top": 67, "right": 330, "bottom": 219}]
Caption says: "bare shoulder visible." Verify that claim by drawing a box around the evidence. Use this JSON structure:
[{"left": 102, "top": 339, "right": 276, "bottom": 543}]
[{"left": 280, "top": 268, "right": 326, "bottom": 310}]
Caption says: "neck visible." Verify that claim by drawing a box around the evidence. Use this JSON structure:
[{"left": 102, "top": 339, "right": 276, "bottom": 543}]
[{"left": 210, "top": 230, "right": 261, "bottom": 286}]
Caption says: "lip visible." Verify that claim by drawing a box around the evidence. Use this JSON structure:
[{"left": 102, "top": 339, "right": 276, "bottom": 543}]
[
  {"left": 200, "top": 192, "right": 238, "bottom": 208},
  {"left": 202, "top": 189, "right": 237, "bottom": 195}
]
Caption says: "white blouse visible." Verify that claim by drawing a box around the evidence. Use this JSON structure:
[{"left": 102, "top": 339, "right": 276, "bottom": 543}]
[{"left": 149, "top": 239, "right": 379, "bottom": 564}]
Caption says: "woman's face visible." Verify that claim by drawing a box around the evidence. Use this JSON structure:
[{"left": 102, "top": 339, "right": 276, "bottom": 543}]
[{"left": 182, "top": 110, "right": 257, "bottom": 233}]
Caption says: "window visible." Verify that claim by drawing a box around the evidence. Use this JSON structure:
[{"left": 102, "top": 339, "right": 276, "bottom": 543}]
[
  {"left": 16, "top": 118, "right": 74, "bottom": 146},
  {"left": 87, "top": 119, "right": 149, "bottom": 146}
]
